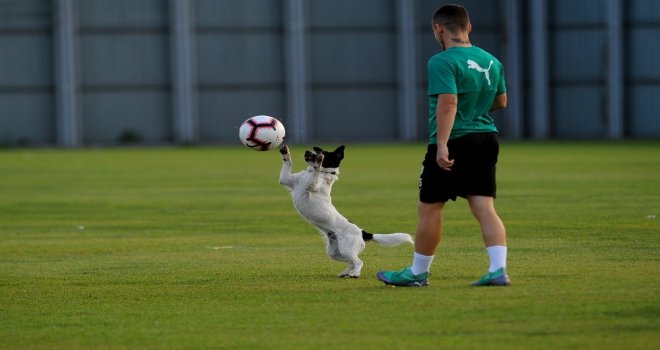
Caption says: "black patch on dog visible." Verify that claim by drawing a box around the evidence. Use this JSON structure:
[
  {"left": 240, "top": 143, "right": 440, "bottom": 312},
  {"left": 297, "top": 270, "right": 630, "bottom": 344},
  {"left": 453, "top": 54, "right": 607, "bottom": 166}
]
[
  {"left": 362, "top": 230, "right": 374, "bottom": 241},
  {"left": 308, "top": 145, "right": 345, "bottom": 169},
  {"left": 304, "top": 150, "right": 318, "bottom": 163},
  {"left": 327, "top": 231, "right": 337, "bottom": 241}
]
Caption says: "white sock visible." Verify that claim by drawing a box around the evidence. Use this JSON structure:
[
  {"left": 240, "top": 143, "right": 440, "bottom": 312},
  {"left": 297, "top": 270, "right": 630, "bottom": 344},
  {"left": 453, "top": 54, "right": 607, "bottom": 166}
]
[
  {"left": 486, "top": 245, "right": 507, "bottom": 273},
  {"left": 410, "top": 252, "right": 434, "bottom": 275}
]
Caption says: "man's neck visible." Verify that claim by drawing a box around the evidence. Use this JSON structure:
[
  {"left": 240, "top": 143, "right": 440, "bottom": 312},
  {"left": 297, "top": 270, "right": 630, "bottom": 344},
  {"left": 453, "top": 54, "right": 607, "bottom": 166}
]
[{"left": 444, "top": 36, "right": 471, "bottom": 49}]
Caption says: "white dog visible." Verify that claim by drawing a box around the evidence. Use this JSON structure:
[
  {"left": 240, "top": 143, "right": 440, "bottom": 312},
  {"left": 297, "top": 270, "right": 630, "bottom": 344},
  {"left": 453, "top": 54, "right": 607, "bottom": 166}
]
[{"left": 278, "top": 144, "right": 413, "bottom": 278}]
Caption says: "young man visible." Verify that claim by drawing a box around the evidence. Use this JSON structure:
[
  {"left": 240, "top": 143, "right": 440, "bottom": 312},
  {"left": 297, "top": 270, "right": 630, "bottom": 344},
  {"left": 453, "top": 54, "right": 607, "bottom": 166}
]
[{"left": 377, "top": 4, "right": 510, "bottom": 287}]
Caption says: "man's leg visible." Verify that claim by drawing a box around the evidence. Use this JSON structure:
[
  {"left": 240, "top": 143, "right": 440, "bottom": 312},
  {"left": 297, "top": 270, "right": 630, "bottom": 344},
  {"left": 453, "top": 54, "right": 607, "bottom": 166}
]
[
  {"left": 468, "top": 195, "right": 510, "bottom": 286},
  {"left": 467, "top": 195, "right": 506, "bottom": 247},
  {"left": 414, "top": 202, "right": 445, "bottom": 255},
  {"left": 410, "top": 202, "right": 444, "bottom": 275},
  {"left": 376, "top": 202, "right": 444, "bottom": 286}
]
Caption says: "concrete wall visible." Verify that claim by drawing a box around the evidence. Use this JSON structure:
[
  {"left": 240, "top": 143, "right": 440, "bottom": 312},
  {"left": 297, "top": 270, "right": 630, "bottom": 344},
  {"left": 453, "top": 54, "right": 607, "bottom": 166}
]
[{"left": 0, "top": 0, "right": 657, "bottom": 146}]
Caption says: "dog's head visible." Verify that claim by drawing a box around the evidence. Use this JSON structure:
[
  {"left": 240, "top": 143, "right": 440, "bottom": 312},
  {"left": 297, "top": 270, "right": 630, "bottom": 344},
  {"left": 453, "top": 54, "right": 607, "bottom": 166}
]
[{"left": 304, "top": 145, "right": 345, "bottom": 168}]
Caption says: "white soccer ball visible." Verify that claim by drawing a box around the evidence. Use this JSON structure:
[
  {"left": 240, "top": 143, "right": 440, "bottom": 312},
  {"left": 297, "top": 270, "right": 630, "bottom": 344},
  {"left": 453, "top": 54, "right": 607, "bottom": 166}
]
[{"left": 238, "top": 115, "right": 286, "bottom": 151}]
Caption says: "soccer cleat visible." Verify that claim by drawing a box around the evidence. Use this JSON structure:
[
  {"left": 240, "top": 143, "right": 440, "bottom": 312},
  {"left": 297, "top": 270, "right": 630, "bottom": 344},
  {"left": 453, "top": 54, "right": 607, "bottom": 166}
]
[
  {"left": 376, "top": 267, "right": 429, "bottom": 287},
  {"left": 471, "top": 267, "right": 511, "bottom": 286}
]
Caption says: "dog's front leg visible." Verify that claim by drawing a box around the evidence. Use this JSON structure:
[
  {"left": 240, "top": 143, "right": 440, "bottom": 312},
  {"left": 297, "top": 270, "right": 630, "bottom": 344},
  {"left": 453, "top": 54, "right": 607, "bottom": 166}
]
[
  {"left": 279, "top": 144, "right": 295, "bottom": 188},
  {"left": 304, "top": 154, "right": 324, "bottom": 192}
]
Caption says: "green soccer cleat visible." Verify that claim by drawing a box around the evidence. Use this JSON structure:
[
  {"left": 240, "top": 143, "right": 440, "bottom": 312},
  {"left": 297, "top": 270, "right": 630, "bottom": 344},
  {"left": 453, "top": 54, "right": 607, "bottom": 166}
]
[
  {"left": 471, "top": 267, "right": 511, "bottom": 286},
  {"left": 376, "top": 267, "right": 429, "bottom": 287}
]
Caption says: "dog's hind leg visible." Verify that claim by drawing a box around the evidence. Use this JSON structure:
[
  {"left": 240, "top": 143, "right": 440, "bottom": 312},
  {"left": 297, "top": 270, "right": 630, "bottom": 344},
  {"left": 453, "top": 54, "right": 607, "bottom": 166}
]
[
  {"left": 337, "top": 235, "right": 365, "bottom": 278},
  {"left": 338, "top": 257, "right": 363, "bottom": 278},
  {"left": 325, "top": 232, "right": 361, "bottom": 278},
  {"left": 325, "top": 232, "right": 345, "bottom": 262}
]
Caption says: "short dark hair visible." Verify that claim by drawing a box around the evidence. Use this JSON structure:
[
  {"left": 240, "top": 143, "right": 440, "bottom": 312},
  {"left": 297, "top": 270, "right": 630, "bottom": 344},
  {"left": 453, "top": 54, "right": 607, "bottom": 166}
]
[{"left": 432, "top": 4, "right": 470, "bottom": 33}]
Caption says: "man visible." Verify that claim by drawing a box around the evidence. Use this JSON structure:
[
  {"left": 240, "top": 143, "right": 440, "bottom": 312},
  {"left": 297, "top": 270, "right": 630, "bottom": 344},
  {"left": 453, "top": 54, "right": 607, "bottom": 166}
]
[{"left": 377, "top": 4, "right": 510, "bottom": 287}]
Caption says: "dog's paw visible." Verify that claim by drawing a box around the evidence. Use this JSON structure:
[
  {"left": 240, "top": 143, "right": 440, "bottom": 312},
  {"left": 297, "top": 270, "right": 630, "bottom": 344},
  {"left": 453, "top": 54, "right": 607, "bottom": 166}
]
[
  {"left": 279, "top": 144, "right": 290, "bottom": 160},
  {"left": 279, "top": 143, "right": 289, "bottom": 155},
  {"left": 315, "top": 153, "right": 324, "bottom": 166}
]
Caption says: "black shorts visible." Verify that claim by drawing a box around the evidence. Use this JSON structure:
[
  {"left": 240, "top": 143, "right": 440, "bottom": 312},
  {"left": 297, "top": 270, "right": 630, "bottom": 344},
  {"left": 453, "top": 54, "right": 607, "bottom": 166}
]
[{"left": 419, "top": 132, "right": 499, "bottom": 203}]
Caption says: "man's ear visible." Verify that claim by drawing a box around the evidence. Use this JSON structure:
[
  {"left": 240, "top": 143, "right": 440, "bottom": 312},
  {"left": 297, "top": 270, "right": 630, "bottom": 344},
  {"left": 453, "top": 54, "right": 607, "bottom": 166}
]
[{"left": 433, "top": 23, "right": 443, "bottom": 35}]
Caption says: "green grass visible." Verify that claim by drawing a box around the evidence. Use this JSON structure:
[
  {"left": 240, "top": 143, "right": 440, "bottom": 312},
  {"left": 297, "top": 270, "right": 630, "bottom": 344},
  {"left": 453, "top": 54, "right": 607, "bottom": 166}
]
[{"left": 1, "top": 142, "right": 658, "bottom": 349}]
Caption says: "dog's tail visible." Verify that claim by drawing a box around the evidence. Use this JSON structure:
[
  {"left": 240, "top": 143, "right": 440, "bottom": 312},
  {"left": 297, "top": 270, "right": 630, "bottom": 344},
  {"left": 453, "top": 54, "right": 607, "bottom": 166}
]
[{"left": 362, "top": 230, "right": 413, "bottom": 247}]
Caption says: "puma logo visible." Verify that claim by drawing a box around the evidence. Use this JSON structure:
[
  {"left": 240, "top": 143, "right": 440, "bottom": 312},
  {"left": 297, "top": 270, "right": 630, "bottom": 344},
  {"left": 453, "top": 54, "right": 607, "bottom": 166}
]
[{"left": 467, "top": 59, "right": 494, "bottom": 86}]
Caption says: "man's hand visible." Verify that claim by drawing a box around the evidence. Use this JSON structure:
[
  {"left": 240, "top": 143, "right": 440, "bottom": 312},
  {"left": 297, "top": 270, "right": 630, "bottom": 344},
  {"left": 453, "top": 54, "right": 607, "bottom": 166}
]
[{"left": 436, "top": 143, "right": 454, "bottom": 171}]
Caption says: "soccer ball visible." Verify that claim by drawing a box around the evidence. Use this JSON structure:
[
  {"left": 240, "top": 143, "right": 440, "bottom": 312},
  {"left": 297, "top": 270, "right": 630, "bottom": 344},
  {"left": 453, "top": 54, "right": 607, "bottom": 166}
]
[{"left": 238, "top": 115, "right": 286, "bottom": 151}]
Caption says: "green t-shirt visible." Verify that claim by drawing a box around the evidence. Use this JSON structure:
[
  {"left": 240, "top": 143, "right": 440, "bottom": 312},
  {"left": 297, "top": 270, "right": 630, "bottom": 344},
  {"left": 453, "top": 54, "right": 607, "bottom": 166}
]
[{"left": 427, "top": 46, "right": 506, "bottom": 143}]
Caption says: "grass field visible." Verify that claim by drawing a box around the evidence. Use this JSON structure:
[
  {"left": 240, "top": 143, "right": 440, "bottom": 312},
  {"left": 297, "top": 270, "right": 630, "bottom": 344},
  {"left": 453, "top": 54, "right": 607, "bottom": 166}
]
[{"left": 1, "top": 142, "right": 658, "bottom": 349}]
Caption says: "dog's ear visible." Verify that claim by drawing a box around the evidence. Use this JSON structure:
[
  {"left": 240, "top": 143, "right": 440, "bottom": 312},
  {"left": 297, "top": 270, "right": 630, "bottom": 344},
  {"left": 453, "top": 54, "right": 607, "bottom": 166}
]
[
  {"left": 334, "top": 145, "right": 345, "bottom": 160},
  {"left": 313, "top": 146, "right": 324, "bottom": 154}
]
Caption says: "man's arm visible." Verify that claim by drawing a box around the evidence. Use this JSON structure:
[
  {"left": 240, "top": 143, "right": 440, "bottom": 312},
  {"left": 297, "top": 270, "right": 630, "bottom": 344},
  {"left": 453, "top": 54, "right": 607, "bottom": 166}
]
[
  {"left": 436, "top": 93, "right": 457, "bottom": 171},
  {"left": 490, "top": 93, "right": 507, "bottom": 112}
]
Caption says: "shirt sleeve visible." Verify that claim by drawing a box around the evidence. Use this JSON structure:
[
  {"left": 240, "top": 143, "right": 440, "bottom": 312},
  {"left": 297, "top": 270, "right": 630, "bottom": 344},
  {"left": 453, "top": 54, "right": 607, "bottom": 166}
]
[
  {"left": 496, "top": 64, "right": 507, "bottom": 95},
  {"left": 428, "top": 56, "right": 457, "bottom": 96}
]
